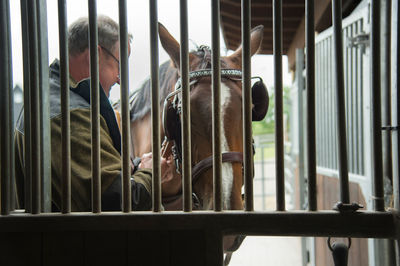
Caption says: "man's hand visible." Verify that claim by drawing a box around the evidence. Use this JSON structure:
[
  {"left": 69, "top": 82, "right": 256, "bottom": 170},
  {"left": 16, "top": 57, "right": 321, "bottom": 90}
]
[
  {"left": 138, "top": 152, "right": 181, "bottom": 196},
  {"left": 161, "top": 155, "right": 175, "bottom": 183},
  {"left": 138, "top": 152, "right": 153, "bottom": 169}
]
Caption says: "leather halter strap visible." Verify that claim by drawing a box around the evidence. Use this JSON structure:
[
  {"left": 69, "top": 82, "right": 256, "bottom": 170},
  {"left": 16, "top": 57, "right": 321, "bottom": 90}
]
[{"left": 192, "top": 152, "right": 243, "bottom": 184}]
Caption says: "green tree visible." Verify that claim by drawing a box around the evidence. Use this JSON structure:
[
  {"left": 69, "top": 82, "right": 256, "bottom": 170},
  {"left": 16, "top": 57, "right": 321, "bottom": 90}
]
[{"left": 252, "top": 86, "right": 291, "bottom": 136}]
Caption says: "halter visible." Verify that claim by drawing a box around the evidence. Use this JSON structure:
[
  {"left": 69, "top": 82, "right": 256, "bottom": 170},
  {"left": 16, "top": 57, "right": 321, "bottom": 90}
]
[{"left": 164, "top": 68, "right": 245, "bottom": 175}]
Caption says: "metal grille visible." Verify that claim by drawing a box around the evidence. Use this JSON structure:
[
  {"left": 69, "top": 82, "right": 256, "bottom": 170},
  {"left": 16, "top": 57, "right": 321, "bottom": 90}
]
[
  {"left": 315, "top": 13, "right": 367, "bottom": 176},
  {"left": 0, "top": 1, "right": 399, "bottom": 265}
]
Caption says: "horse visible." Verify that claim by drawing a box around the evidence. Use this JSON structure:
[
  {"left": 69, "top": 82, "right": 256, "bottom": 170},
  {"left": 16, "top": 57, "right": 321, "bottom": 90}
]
[{"left": 127, "top": 23, "right": 268, "bottom": 213}]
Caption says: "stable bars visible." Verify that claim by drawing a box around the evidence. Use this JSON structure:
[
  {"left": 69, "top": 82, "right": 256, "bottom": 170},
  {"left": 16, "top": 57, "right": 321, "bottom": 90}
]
[{"left": 0, "top": 0, "right": 390, "bottom": 219}]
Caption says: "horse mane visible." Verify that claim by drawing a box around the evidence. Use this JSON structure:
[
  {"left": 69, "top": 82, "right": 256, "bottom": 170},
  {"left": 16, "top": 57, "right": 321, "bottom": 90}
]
[{"left": 130, "top": 60, "right": 178, "bottom": 122}]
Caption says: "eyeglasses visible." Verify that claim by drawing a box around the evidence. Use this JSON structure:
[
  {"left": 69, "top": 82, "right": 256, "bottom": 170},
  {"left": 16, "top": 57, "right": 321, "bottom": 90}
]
[{"left": 100, "top": 46, "right": 120, "bottom": 68}]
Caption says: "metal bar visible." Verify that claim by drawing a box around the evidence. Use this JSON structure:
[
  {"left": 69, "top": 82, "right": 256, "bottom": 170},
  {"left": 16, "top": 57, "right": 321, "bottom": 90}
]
[
  {"left": 273, "top": 0, "right": 285, "bottom": 211},
  {"left": 332, "top": 0, "right": 350, "bottom": 204},
  {"left": 242, "top": 0, "right": 254, "bottom": 211},
  {"left": 6, "top": 0, "right": 15, "bottom": 212},
  {"left": 316, "top": 43, "right": 321, "bottom": 168},
  {"left": 371, "top": 0, "right": 385, "bottom": 211},
  {"left": 0, "top": 211, "right": 396, "bottom": 239},
  {"left": 27, "top": 0, "right": 41, "bottom": 214},
  {"left": 391, "top": 0, "right": 400, "bottom": 212},
  {"left": 88, "top": 0, "right": 101, "bottom": 213},
  {"left": 322, "top": 41, "right": 327, "bottom": 168},
  {"left": 211, "top": 0, "right": 222, "bottom": 212},
  {"left": 306, "top": 0, "right": 316, "bottom": 211},
  {"left": 354, "top": 22, "right": 360, "bottom": 174},
  {"left": 323, "top": 40, "right": 329, "bottom": 169},
  {"left": 325, "top": 40, "right": 331, "bottom": 170},
  {"left": 345, "top": 27, "right": 350, "bottom": 172},
  {"left": 381, "top": 0, "right": 393, "bottom": 206},
  {"left": 351, "top": 24, "right": 357, "bottom": 174},
  {"left": 331, "top": 36, "right": 339, "bottom": 170},
  {"left": 296, "top": 49, "right": 305, "bottom": 212},
  {"left": 149, "top": 0, "right": 161, "bottom": 212},
  {"left": 357, "top": 21, "right": 364, "bottom": 175},
  {"left": 20, "top": 0, "right": 32, "bottom": 212},
  {"left": 119, "top": 0, "right": 131, "bottom": 213},
  {"left": 180, "top": 0, "right": 192, "bottom": 212},
  {"left": 58, "top": 0, "right": 71, "bottom": 214},
  {"left": 329, "top": 38, "right": 335, "bottom": 170},
  {"left": 37, "top": 0, "right": 51, "bottom": 213},
  {"left": 0, "top": 0, "right": 12, "bottom": 215}
]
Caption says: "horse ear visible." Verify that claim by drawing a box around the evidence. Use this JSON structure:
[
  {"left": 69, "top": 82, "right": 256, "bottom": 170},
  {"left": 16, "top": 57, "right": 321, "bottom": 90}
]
[
  {"left": 227, "top": 25, "right": 264, "bottom": 65},
  {"left": 158, "top": 22, "right": 181, "bottom": 69}
]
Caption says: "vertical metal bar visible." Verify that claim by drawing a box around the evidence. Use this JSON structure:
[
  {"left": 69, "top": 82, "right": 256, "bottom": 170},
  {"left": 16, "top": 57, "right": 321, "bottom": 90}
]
[
  {"left": 296, "top": 48, "right": 309, "bottom": 266},
  {"left": 316, "top": 43, "right": 321, "bottom": 168},
  {"left": 331, "top": 36, "right": 339, "bottom": 170},
  {"left": 332, "top": 0, "right": 350, "bottom": 204},
  {"left": 20, "top": 0, "right": 31, "bottom": 212},
  {"left": 27, "top": 0, "right": 41, "bottom": 214},
  {"left": 119, "top": 0, "right": 131, "bottom": 213},
  {"left": 273, "top": 0, "right": 285, "bottom": 211},
  {"left": 371, "top": 0, "right": 385, "bottom": 211},
  {"left": 180, "top": 0, "right": 192, "bottom": 212},
  {"left": 329, "top": 38, "right": 335, "bottom": 170},
  {"left": 58, "top": 0, "right": 71, "bottom": 214},
  {"left": 0, "top": 0, "right": 12, "bottom": 215},
  {"left": 211, "top": 0, "right": 222, "bottom": 212},
  {"left": 354, "top": 22, "right": 360, "bottom": 174},
  {"left": 381, "top": 0, "right": 393, "bottom": 203},
  {"left": 349, "top": 26, "right": 355, "bottom": 174},
  {"left": 88, "top": 0, "right": 101, "bottom": 213},
  {"left": 357, "top": 21, "right": 364, "bottom": 175},
  {"left": 345, "top": 27, "right": 350, "bottom": 172},
  {"left": 321, "top": 42, "right": 325, "bottom": 168},
  {"left": 326, "top": 40, "right": 332, "bottom": 169},
  {"left": 390, "top": 10, "right": 400, "bottom": 266},
  {"left": 242, "top": 0, "right": 254, "bottom": 211},
  {"left": 296, "top": 49, "right": 305, "bottom": 212},
  {"left": 392, "top": 0, "right": 400, "bottom": 213},
  {"left": 306, "top": 0, "right": 316, "bottom": 211},
  {"left": 37, "top": 0, "right": 51, "bottom": 213},
  {"left": 325, "top": 40, "right": 329, "bottom": 169},
  {"left": 6, "top": 0, "right": 15, "bottom": 212},
  {"left": 149, "top": 0, "right": 161, "bottom": 212},
  {"left": 351, "top": 23, "right": 358, "bottom": 174}
]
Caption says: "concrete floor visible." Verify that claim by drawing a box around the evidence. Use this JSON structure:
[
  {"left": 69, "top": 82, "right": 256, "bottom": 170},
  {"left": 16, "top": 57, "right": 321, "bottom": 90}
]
[{"left": 229, "top": 236, "right": 303, "bottom": 266}]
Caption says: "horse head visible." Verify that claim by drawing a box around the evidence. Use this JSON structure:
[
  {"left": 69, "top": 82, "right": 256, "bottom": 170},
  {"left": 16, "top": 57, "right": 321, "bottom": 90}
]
[{"left": 158, "top": 23, "right": 268, "bottom": 211}]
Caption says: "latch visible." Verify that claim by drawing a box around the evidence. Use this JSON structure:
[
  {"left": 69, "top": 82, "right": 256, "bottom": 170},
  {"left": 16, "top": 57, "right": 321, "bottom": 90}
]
[{"left": 347, "top": 32, "right": 369, "bottom": 53}]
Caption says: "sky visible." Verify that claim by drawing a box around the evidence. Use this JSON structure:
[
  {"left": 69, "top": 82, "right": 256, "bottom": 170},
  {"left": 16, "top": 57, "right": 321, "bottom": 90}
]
[{"left": 9, "top": 0, "right": 291, "bottom": 103}]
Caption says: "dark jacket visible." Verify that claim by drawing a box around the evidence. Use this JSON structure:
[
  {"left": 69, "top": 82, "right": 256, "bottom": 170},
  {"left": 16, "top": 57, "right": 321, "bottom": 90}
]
[{"left": 14, "top": 60, "right": 152, "bottom": 211}]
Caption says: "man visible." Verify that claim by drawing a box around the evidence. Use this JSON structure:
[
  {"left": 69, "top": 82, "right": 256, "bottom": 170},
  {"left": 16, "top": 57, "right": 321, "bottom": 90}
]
[{"left": 14, "top": 15, "right": 172, "bottom": 211}]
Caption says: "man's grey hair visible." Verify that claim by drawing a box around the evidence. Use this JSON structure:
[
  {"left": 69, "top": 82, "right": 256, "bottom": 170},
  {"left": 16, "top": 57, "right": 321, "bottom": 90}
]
[{"left": 68, "top": 15, "right": 132, "bottom": 56}]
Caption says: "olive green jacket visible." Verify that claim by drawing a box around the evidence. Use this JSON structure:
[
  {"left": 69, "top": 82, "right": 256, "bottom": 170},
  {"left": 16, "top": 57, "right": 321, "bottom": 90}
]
[{"left": 14, "top": 60, "right": 152, "bottom": 211}]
